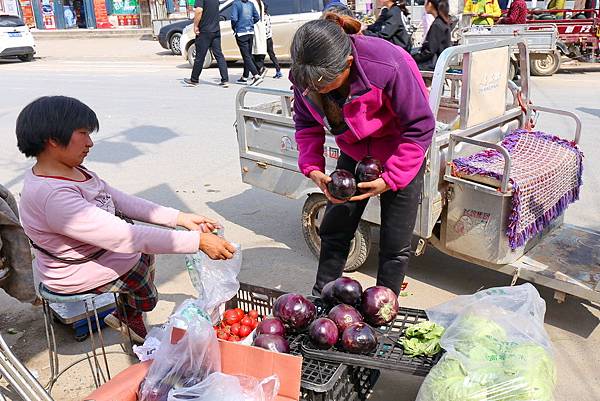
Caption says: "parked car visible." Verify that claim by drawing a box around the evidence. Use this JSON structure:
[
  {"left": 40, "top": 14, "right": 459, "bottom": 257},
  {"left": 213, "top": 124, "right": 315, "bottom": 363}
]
[
  {"left": 181, "top": 0, "right": 323, "bottom": 68},
  {"left": 0, "top": 14, "right": 35, "bottom": 62},
  {"left": 158, "top": 19, "right": 193, "bottom": 55}
]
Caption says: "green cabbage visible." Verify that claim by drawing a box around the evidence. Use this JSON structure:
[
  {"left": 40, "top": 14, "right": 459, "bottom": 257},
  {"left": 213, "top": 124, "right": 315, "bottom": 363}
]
[{"left": 418, "top": 317, "right": 556, "bottom": 401}]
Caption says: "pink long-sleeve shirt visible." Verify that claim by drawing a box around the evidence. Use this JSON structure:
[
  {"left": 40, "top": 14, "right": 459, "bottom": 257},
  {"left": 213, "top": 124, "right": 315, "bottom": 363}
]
[{"left": 19, "top": 167, "right": 200, "bottom": 294}]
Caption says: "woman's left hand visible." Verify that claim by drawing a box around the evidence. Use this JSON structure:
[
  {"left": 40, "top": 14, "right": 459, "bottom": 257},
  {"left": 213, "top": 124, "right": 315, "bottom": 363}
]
[
  {"left": 177, "top": 213, "right": 220, "bottom": 233},
  {"left": 348, "top": 178, "right": 390, "bottom": 201}
]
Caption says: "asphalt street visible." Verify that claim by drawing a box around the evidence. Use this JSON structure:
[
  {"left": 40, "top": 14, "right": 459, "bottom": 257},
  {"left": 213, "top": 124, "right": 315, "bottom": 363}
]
[{"left": 1, "top": 37, "right": 599, "bottom": 400}]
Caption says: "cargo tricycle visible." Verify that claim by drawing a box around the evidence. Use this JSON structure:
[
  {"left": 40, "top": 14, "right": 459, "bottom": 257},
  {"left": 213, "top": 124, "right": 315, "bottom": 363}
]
[{"left": 235, "top": 38, "right": 600, "bottom": 304}]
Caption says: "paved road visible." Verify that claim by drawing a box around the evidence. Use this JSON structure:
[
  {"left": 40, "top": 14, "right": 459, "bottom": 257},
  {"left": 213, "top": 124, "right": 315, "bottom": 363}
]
[{"left": 1, "top": 38, "right": 599, "bottom": 400}]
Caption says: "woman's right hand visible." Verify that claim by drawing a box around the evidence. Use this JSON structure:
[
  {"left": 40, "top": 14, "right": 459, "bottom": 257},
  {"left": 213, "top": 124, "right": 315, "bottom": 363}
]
[
  {"left": 309, "top": 170, "right": 346, "bottom": 204},
  {"left": 199, "top": 232, "right": 236, "bottom": 260}
]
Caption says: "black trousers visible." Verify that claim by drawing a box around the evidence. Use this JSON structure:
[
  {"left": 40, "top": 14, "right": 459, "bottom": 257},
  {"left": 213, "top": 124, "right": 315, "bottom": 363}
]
[
  {"left": 191, "top": 31, "right": 229, "bottom": 82},
  {"left": 266, "top": 37, "right": 280, "bottom": 71},
  {"left": 244, "top": 54, "right": 265, "bottom": 78},
  {"left": 236, "top": 34, "right": 259, "bottom": 78},
  {"left": 313, "top": 153, "right": 425, "bottom": 296}
]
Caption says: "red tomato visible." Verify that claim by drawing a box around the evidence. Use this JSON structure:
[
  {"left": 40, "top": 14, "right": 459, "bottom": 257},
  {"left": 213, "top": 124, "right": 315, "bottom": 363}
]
[
  {"left": 241, "top": 316, "right": 253, "bottom": 327},
  {"left": 229, "top": 334, "right": 240, "bottom": 342},
  {"left": 234, "top": 308, "right": 245, "bottom": 319},
  {"left": 251, "top": 318, "right": 259, "bottom": 329},
  {"left": 216, "top": 330, "right": 229, "bottom": 340},
  {"left": 221, "top": 324, "right": 231, "bottom": 335},
  {"left": 230, "top": 322, "right": 241, "bottom": 336},
  {"left": 224, "top": 309, "right": 241, "bottom": 325},
  {"left": 248, "top": 310, "right": 259, "bottom": 319},
  {"left": 239, "top": 325, "right": 252, "bottom": 338}
]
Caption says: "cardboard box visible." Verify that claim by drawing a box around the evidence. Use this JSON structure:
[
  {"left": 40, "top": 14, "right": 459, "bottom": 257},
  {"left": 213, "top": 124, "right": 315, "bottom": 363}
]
[{"left": 83, "top": 334, "right": 302, "bottom": 401}]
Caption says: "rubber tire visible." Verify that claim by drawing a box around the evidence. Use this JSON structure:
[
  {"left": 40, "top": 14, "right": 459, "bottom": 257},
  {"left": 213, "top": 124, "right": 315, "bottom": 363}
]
[
  {"left": 301, "top": 193, "right": 371, "bottom": 272},
  {"left": 187, "top": 43, "right": 213, "bottom": 69},
  {"left": 169, "top": 32, "right": 182, "bottom": 55},
  {"left": 508, "top": 60, "right": 517, "bottom": 81},
  {"left": 18, "top": 54, "right": 33, "bottom": 62},
  {"left": 530, "top": 52, "right": 561, "bottom": 76}
]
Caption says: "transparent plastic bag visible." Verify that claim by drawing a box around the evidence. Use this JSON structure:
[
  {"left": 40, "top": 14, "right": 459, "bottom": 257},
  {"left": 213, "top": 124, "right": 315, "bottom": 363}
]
[
  {"left": 167, "top": 372, "right": 280, "bottom": 401},
  {"left": 138, "top": 246, "right": 242, "bottom": 401},
  {"left": 416, "top": 284, "right": 556, "bottom": 401},
  {"left": 185, "top": 244, "right": 242, "bottom": 324}
]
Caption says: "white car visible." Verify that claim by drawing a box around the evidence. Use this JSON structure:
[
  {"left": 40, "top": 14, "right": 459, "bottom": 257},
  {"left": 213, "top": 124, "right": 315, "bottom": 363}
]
[
  {"left": 181, "top": 0, "right": 323, "bottom": 68},
  {"left": 0, "top": 14, "right": 35, "bottom": 62}
]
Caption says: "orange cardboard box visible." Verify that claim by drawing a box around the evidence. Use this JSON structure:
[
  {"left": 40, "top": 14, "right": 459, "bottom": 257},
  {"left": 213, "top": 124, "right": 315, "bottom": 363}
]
[{"left": 84, "top": 336, "right": 302, "bottom": 401}]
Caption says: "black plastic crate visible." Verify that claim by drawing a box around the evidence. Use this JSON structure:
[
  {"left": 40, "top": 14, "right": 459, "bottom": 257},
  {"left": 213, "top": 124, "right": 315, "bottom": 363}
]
[
  {"left": 301, "top": 306, "right": 442, "bottom": 376},
  {"left": 225, "top": 282, "right": 380, "bottom": 396},
  {"left": 302, "top": 365, "right": 379, "bottom": 401}
]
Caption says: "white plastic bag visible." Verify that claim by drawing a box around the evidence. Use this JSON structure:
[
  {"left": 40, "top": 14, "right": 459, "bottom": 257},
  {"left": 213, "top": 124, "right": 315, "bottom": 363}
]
[
  {"left": 138, "top": 246, "right": 242, "bottom": 401},
  {"left": 416, "top": 284, "right": 556, "bottom": 401},
  {"left": 167, "top": 372, "right": 280, "bottom": 401}
]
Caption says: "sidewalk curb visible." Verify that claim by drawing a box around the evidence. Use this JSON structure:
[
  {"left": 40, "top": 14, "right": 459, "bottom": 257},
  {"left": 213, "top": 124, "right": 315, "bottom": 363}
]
[{"left": 32, "top": 28, "right": 154, "bottom": 40}]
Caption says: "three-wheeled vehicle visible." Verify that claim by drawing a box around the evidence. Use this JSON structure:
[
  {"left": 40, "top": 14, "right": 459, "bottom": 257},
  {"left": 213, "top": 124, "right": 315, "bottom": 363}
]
[{"left": 235, "top": 38, "right": 600, "bottom": 303}]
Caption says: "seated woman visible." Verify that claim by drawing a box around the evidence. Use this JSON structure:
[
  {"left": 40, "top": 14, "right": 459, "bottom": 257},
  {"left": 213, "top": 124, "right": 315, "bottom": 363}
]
[
  {"left": 412, "top": 0, "right": 452, "bottom": 71},
  {"left": 16, "top": 96, "right": 236, "bottom": 343}
]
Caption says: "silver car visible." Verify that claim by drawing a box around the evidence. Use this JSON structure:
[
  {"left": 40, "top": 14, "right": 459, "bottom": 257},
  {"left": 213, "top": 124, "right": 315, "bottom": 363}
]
[{"left": 181, "top": 0, "right": 323, "bottom": 67}]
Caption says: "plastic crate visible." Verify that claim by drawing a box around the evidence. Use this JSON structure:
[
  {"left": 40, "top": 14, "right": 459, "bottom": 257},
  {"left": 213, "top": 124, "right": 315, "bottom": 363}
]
[
  {"left": 225, "top": 283, "right": 380, "bottom": 399},
  {"left": 302, "top": 365, "right": 379, "bottom": 401},
  {"left": 301, "top": 306, "right": 442, "bottom": 376}
]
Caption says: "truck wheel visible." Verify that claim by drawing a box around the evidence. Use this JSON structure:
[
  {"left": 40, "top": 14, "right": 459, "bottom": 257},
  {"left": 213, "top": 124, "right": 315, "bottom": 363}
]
[
  {"left": 530, "top": 52, "right": 561, "bottom": 76},
  {"left": 187, "top": 44, "right": 213, "bottom": 68},
  {"left": 301, "top": 194, "right": 371, "bottom": 272}
]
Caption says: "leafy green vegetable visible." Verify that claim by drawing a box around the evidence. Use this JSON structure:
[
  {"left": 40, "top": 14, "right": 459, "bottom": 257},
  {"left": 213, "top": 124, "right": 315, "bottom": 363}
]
[
  {"left": 417, "top": 317, "right": 556, "bottom": 401},
  {"left": 402, "top": 321, "right": 445, "bottom": 357}
]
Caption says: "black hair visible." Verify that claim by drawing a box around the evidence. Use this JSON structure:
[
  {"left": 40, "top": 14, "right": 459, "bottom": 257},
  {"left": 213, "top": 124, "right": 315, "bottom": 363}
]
[
  {"left": 426, "top": 0, "right": 450, "bottom": 24},
  {"left": 394, "top": 0, "right": 410, "bottom": 16},
  {"left": 322, "top": 4, "right": 356, "bottom": 18},
  {"left": 291, "top": 18, "right": 358, "bottom": 91},
  {"left": 16, "top": 96, "right": 99, "bottom": 157}
]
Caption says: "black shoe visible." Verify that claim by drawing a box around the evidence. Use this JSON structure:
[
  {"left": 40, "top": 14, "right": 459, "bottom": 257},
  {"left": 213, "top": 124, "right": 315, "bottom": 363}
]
[
  {"left": 183, "top": 78, "right": 199, "bottom": 86},
  {"left": 249, "top": 75, "right": 264, "bottom": 87},
  {"left": 219, "top": 81, "right": 229, "bottom": 88},
  {"left": 273, "top": 71, "right": 283, "bottom": 79},
  {"left": 237, "top": 77, "right": 248, "bottom": 84}
]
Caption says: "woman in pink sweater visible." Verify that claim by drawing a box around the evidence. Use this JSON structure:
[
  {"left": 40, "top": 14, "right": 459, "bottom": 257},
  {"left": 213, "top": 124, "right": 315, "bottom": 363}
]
[{"left": 16, "top": 96, "right": 236, "bottom": 342}]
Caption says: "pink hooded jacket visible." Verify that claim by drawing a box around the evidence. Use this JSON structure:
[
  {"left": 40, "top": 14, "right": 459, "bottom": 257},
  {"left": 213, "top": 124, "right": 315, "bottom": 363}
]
[{"left": 293, "top": 34, "right": 435, "bottom": 191}]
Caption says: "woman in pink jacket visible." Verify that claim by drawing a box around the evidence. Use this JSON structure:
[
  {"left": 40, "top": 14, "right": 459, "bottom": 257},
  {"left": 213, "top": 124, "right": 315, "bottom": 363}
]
[
  {"left": 16, "top": 96, "right": 236, "bottom": 342},
  {"left": 291, "top": 15, "right": 435, "bottom": 296}
]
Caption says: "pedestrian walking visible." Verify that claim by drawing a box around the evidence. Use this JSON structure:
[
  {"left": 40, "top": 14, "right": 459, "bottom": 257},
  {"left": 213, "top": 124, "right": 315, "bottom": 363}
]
[
  {"left": 363, "top": 0, "right": 412, "bottom": 52},
  {"left": 241, "top": 0, "right": 268, "bottom": 81},
  {"left": 184, "top": 0, "right": 229, "bottom": 87},
  {"left": 264, "top": 5, "right": 282, "bottom": 79},
  {"left": 412, "top": 0, "right": 451, "bottom": 71},
  {"left": 231, "top": 0, "right": 264, "bottom": 86},
  {"left": 290, "top": 15, "right": 434, "bottom": 295}
]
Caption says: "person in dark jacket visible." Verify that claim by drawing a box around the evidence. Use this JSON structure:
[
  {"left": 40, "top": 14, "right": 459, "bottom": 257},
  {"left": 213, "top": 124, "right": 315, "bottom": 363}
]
[
  {"left": 363, "top": 0, "right": 412, "bottom": 51},
  {"left": 230, "top": 0, "right": 264, "bottom": 86},
  {"left": 412, "top": 0, "right": 451, "bottom": 71}
]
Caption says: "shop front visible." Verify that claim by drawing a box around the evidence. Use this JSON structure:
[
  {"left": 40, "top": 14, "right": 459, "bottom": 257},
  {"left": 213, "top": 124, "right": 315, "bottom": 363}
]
[{"left": 28, "top": 0, "right": 148, "bottom": 29}]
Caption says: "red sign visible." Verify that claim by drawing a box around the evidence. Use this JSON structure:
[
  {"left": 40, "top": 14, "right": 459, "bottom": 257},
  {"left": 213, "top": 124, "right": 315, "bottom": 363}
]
[
  {"left": 18, "top": 0, "right": 36, "bottom": 27},
  {"left": 93, "top": 0, "right": 112, "bottom": 28}
]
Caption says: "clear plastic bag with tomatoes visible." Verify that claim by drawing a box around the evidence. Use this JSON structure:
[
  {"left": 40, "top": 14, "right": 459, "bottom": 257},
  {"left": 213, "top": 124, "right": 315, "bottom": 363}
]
[
  {"left": 138, "top": 245, "right": 243, "bottom": 401},
  {"left": 167, "top": 372, "right": 279, "bottom": 401}
]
